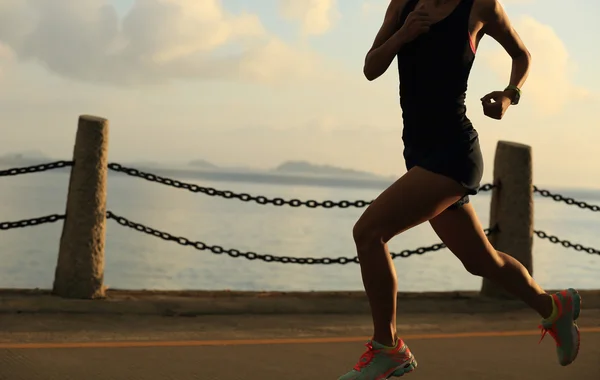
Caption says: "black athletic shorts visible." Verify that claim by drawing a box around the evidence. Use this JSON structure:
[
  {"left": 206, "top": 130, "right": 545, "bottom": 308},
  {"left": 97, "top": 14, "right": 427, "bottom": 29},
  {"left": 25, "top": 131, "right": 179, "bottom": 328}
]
[{"left": 403, "top": 128, "right": 484, "bottom": 210}]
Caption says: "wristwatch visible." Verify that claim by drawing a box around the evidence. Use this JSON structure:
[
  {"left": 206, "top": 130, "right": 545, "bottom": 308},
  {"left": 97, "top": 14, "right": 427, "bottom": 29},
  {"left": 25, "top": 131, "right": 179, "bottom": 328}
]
[{"left": 504, "top": 85, "right": 521, "bottom": 105}]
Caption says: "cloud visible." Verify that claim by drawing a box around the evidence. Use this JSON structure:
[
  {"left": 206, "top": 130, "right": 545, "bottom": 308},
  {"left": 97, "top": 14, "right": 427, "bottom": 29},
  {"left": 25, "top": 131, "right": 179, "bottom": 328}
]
[
  {"left": 233, "top": 38, "right": 330, "bottom": 85},
  {"left": 0, "top": 43, "right": 12, "bottom": 58},
  {"left": 481, "top": 15, "right": 589, "bottom": 115},
  {"left": 279, "top": 0, "right": 339, "bottom": 36},
  {"left": 0, "top": 41, "right": 14, "bottom": 80},
  {"left": 498, "top": 0, "right": 535, "bottom": 4},
  {"left": 0, "top": 0, "right": 332, "bottom": 86},
  {"left": 361, "top": 0, "right": 388, "bottom": 16},
  {"left": 362, "top": 0, "right": 534, "bottom": 18}
]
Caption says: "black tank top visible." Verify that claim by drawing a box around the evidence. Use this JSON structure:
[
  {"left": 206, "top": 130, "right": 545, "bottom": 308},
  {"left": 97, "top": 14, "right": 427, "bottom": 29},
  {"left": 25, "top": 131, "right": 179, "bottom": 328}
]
[{"left": 397, "top": 0, "right": 476, "bottom": 145}]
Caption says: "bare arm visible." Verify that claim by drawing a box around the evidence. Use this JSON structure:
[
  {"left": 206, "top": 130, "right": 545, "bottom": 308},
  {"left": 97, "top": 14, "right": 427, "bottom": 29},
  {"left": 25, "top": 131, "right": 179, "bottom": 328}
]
[
  {"left": 482, "top": 0, "right": 531, "bottom": 102},
  {"left": 363, "top": 0, "right": 408, "bottom": 81}
]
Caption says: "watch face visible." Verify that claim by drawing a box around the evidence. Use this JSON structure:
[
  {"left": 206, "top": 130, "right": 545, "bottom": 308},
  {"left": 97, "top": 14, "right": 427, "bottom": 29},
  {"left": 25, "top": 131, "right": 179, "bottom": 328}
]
[{"left": 510, "top": 91, "right": 520, "bottom": 105}]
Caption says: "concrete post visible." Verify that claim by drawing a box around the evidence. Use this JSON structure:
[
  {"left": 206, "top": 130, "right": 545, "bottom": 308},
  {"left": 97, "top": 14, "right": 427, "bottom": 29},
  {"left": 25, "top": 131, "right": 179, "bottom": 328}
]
[
  {"left": 53, "top": 115, "right": 109, "bottom": 299},
  {"left": 481, "top": 141, "right": 534, "bottom": 298}
]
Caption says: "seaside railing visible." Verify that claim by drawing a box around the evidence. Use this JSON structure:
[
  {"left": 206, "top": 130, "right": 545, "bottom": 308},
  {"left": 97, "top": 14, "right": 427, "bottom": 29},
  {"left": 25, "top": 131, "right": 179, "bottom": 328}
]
[{"left": 1, "top": 115, "right": 599, "bottom": 300}]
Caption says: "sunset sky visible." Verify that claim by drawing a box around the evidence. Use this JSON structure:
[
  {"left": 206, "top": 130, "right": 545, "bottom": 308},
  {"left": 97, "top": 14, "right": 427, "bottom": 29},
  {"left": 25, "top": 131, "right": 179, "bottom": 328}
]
[{"left": 0, "top": 0, "right": 598, "bottom": 188}]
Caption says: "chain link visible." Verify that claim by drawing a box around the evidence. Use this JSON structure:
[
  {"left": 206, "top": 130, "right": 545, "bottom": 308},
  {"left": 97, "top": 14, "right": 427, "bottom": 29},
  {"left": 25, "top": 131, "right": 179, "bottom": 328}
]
[
  {"left": 108, "top": 163, "right": 494, "bottom": 209},
  {"left": 0, "top": 161, "right": 73, "bottom": 177},
  {"left": 534, "top": 186, "right": 599, "bottom": 212},
  {"left": 106, "top": 211, "right": 495, "bottom": 264},
  {"left": 0, "top": 214, "right": 66, "bottom": 230},
  {"left": 534, "top": 230, "right": 600, "bottom": 255},
  {"left": 478, "top": 183, "right": 494, "bottom": 192}
]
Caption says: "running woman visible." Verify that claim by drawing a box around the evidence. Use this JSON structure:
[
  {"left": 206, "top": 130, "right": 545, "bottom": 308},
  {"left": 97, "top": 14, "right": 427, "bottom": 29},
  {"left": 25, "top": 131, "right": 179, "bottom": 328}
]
[{"left": 338, "top": 0, "right": 581, "bottom": 379}]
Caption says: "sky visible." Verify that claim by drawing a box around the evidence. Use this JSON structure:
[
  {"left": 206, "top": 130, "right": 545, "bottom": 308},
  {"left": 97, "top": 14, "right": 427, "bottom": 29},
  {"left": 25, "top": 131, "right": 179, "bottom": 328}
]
[{"left": 0, "top": 0, "right": 599, "bottom": 188}]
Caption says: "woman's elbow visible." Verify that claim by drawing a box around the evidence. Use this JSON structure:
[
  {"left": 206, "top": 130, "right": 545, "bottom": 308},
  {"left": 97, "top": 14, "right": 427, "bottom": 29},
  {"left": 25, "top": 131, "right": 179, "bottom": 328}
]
[
  {"left": 515, "top": 48, "right": 532, "bottom": 62},
  {"left": 362, "top": 52, "right": 380, "bottom": 81},
  {"left": 363, "top": 67, "right": 378, "bottom": 81},
  {"left": 363, "top": 61, "right": 381, "bottom": 81}
]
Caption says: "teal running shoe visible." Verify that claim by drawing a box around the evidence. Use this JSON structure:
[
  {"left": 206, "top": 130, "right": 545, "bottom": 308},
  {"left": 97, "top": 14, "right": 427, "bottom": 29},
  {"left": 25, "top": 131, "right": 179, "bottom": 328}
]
[
  {"left": 538, "top": 288, "right": 582, "bottom": 366},
  {"left": 338, "top": 339, "right": 417, "bottom": 380}
]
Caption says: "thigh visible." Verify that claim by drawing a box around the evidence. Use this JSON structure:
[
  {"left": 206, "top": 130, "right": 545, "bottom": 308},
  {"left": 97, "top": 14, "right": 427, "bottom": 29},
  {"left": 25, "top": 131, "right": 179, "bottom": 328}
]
[
  {"left": 428, "top": 202, "right": 497, "bottom": 261},
  {"left": 357, "top": 166, "right": 467, "bottom": 243}
]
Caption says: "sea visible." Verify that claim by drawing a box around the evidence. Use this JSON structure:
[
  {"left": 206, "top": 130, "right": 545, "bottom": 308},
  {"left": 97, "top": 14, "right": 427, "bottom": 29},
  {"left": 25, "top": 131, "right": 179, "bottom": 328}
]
[{"left": 1, "top": 167, "right": 600, "bottom": 292}]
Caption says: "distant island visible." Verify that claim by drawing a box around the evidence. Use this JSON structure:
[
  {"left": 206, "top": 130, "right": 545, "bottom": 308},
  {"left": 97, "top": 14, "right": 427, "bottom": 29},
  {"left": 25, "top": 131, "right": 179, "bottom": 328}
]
[
  {"left": 273, "top": 161, "right": 380, "bottom": 179},
  {"left": 3, "top": 151, "right": 596, "bottom": 195},
  {"left": 2, "top": 152, "right": 386, "bottom": 179},
  {"left": 185, "top": 159, "right": 382, "bottom": 179},
  {"left": 188, "top": 159, "right": 218, "bottom": 170},
  {"left": 0, "top": 151, "right": 53, "bottom": 167},
  {"left": 1, "top": 151, "right": 395, "bottom": 190}
]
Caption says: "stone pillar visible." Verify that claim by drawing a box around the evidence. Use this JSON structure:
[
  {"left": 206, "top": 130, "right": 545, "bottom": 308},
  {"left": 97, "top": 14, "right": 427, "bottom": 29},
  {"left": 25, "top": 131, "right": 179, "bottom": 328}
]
[
  {"left": 53, "top": 115, "right": 109, "bottom": 299},
  {"left": 481, "top": 141, "right": 534, "bottom": 298}
]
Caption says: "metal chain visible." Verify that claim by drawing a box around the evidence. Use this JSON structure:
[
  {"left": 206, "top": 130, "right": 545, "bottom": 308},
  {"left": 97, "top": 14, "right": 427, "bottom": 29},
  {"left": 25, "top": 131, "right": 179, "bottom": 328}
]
[
  {"left": 106, "top": 211, "right": 495, "bottom": 264},
  {"left": 0, "top": 161, "right": 73, "bottom": 177},
  {"left": 0, "top": 214, "right": 66, "bottom": 230},
  {"left": 534, "top": 230, "right": 600, "bottom": 255},
  {"left": 534, "top": 186, "right": 599, "bottom": 212},
  {"left": 4, "top": 212, "right": 597, "bottom": 262},
  {"left": 108, "top": 163, "right": 494, "bottom": 209},
  {"left": 2, "top": 161, "right": 596, "bottom": 215}
]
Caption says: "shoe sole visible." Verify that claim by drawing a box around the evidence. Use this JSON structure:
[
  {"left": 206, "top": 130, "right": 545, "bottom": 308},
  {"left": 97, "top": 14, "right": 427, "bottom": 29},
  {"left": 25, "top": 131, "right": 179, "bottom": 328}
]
[
  {"left": 568, "top": 288, "right": 581, "bottom": 364},
  {"left": 569, "top": 288, "right": 581, "bottom": 321},
  {"left": 389, "top": 359, "right": 418, "bottom": 378}
]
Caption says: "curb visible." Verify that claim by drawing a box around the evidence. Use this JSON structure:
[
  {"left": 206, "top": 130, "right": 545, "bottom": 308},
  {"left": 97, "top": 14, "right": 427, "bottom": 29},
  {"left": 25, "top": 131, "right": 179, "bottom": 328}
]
[{"left": 1, "top": 289, "right": 599, "bottom": 316}]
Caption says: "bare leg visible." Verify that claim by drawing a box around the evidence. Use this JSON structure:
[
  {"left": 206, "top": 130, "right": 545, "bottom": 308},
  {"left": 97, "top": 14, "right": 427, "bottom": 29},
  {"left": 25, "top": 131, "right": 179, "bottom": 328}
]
[
  {"left": 429, "top": 203, "right": 554, "bottom": 319},
  {"left": 353, "top": 166, "right": 468, "bottom": 346}
]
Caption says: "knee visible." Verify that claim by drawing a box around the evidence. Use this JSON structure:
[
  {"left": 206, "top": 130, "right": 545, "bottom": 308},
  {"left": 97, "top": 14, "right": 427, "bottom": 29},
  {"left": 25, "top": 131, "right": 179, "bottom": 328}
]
[{"left": 352, "top": 220, "right": 385, "bottom": 253}]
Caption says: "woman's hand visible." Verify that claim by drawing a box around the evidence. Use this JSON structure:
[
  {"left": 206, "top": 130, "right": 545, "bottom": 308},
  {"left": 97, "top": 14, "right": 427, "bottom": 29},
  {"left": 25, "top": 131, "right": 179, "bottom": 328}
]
[
  {"left": 481, "top": 91, "right": 512, "bottom": 120},
  {"left": 398, "top": 9, "right": 432, "bottom": 43}
]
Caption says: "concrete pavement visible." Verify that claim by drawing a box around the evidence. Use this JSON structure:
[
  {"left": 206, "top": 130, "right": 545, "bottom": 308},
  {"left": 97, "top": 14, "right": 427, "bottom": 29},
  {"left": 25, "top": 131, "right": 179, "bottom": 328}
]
[{"left": 0, "top": 311, "right": 599, "bottom": 379}]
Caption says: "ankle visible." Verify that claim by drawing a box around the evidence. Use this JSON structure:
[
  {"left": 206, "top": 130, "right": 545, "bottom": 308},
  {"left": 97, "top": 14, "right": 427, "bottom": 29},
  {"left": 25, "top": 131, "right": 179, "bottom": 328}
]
[
  {"left": 539, "top": 294, "right": 556, "bottom": 320},
  {"left": 373, "top": 334, "right": 397, "bottom": 348}
]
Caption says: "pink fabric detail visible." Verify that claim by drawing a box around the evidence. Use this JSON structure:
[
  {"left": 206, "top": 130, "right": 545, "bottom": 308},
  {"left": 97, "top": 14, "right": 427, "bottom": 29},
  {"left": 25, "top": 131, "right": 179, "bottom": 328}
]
[{"left": 469, "top": 33, "right": 476, "bottom": 54}]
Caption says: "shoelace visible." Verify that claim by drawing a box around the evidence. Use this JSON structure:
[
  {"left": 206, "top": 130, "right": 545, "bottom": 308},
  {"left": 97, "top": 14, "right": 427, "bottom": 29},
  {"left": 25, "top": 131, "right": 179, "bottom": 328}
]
[
  {"left": 538, "top": 324, "right": 560, "bottom": 346},
  {"left": 353, "top": 342, "right": 377, "bottom": 371}
]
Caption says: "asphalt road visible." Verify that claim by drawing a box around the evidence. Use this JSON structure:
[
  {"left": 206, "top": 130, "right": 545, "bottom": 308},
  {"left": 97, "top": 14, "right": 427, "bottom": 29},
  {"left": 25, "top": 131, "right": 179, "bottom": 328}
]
[{"left": 0, "top": 311, "right": 598, "bottom": 380}]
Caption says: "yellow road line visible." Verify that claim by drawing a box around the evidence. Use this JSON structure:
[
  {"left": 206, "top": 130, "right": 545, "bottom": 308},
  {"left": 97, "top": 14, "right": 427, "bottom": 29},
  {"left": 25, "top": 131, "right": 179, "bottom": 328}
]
[{"left": 2, "top": 327, "right": 599, "bottom": 350}]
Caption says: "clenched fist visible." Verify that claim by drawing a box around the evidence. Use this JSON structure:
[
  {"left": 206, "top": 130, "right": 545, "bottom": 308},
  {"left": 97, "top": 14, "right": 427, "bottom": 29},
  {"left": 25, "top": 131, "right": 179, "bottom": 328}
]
[
  {"left": 399, "top": 9, "right": 432, "bottom": 43},
  {"left": 481, "top": 91, "right": 512, "bottom": 120}
]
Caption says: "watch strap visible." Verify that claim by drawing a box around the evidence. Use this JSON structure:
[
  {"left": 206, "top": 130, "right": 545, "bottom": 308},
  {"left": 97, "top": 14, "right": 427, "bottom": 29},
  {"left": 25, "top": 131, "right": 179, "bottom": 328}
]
[{"left": 504, "top": 85, "right": 521, "bottom": 105}]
